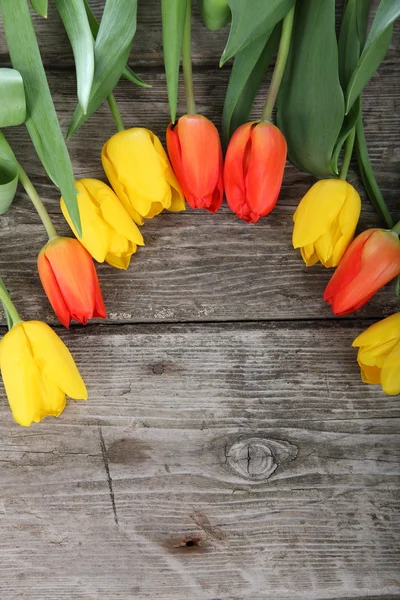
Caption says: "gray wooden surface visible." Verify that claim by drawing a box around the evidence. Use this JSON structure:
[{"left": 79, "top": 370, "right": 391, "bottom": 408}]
[{"left": 0, "top": 2, "right": 399, "bottom": 599}]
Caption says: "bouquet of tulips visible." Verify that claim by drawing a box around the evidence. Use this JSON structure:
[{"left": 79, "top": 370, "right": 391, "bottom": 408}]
[{"left": 0, "top": 0, "right": 399, "bottom": 427}]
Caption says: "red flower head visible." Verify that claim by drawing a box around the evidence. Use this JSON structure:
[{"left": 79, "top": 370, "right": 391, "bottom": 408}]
[
  {"left": 224, "top": 121, "right": 287, "bottom": 223},
  {"left": 38, "top": 237, "right": 106, "bottom": 328},
  {"left": 166, "top": 114, "right": 224, "bottom": 213},
  {"left": 324, "top": 229, "right": 400, "bottom": 315}
]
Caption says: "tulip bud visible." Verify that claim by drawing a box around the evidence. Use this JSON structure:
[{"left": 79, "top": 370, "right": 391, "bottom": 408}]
[
  {"left": 61, "top": 179, "right": 144, "bottom": 270},
  {"left": 166, "top": 114, "right": 224, "bottom": 213},
  {"left": 198, "top": 0, "right": 230, "bottom": 30},
  {"left": 324, "top": 229, "right": 400, "bottom": 315},
  {"left": 102, "top": 128, "right": 185, "bottom": 225},
  {"left": 352, "top": 313, "right": 400, "bottom": 395},
  {"left": 224, "top": 121, "right": 287, "bottom": 223},
  {"left": 292, "top": 179, "right": 361, "bottom": 267},
  {"left": 38, "top": 237, "right": 106, "bottom": 328},
  {"left": 0, "top": 320, "right": 87, "bottom": 426}
]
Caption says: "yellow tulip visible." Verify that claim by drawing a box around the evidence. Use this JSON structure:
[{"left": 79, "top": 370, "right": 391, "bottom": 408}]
[
  {"left": 102, "top": 128, "right": 185, "bottom": 225},
  {"left": 352, "top": 313, "right": 400, "bottom": 395},
  {"left": 61, "top": 179, "right": 144, "bottom": 270},
  {"left": 292, "top": 179, "right": 361, "bottom": 267},
  {"left": 0, "top": 321, "right": 87, "bottom": 426}
]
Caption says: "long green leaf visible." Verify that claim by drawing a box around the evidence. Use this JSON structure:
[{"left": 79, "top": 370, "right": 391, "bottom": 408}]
[
  {"left": 83, "top": 0, "right": 149, "bottom": 88},
  {"left": 222, "top": 25, "right": 279, "bottom": 145},
  {"left": 55, "top": 0, "right": 94, "bottom": 113},
  {"left": 162, "top": 0, "right": 187, "bottom": 123},
  {"left": 0, "top": 0, "right": 81, "bottom": 235},
  {"left": 0, "top": 68, "right": 26, "bottom": 127},
  {"left": 346, "top": 0, "right": 400, "bottom": 113},
  {"left": 338, "top": 0, "right": 372, "bottom": 91},
  {"left": 331, "top": 98, "right": 361, "bottom": 174},
  {"left": 68, "top": 0, "right": 138, "bottom": 137},
  {"left": 30, "top": 0, "right": 47, "bottom": 17},
  {"left": 198, "top": 0, "right": 231, "bottom": 30},
  {"left": 220, "top": 0, "right": 294, "bottom": 65},
  {"left": 0, "top": 131, "right": 18, "bottom": 215},
  {"left": 277, "top": 0, "right": 345, "bottom": 178}
]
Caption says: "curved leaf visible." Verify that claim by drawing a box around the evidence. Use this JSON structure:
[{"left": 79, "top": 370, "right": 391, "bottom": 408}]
[
  {"left": 331, "top": 97, "right": 361, "bottom": 174},
  {"left": 162, "top": 0, "right": 187, "bottom": 123},
  {"left": 55, "top": 0, "right": 95, "bottom": 113},
  {"left": 68, "top": 0, "right": 138, "bottom": 138},
  {"left": 346, "top": 0, "right": 400, "bottom": 113},
  {"left": 83, "top": 0, "right": 149, "bottom": 89},
  {"left": 0, "top": 131, "right": 18, "bottom": 215},
  {"left": 220, "top": 0, "right": 294, "bottom": 65},
  {"left": 277, "top": 0, "right": 345, "bottom": 178},
  {"left": 0, "top": 68, "right": 26, "bottom": 127},
  {"left": 222, "top": 25, "right": 279, "bottom": 144},
  {"left": 0, "top": 0, "right": 81, "bottom": 235},
  {"left": 30, "top": 0, "right": 47, "bottom": 17},
  {"left": 338, "top": 0, "right": 372, "bottom": 91},
  {"left": 198, "top": 0, "right": 231, "bottom": 31}
]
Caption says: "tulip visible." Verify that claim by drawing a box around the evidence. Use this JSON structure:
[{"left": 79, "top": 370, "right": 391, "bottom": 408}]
[
  {"left": 324, "top": 229, "right": 400, "bottom": 315},
  {"left": 38, "top": 237, "right": 106, "bottom": 328},
  {"left": 224, "top": 121, "right": 287, "bottom": 223},
  {"left": 352, "top": 313, "right": 400, "bottom": 395},
  {"left": 0, "top": 320, "right": 87, "bottom": 426},
  {"left": 61, "top": 179, "right": 144, "bottom": 270},
  {"left": 166, "top": 114, "right": 224, "bottom": 213},
  {"left": 293, "top": 179, "right": 361, "bottom": 267},
  {"left": 102, "top": 128, "right": 185, "bottom": 225}
]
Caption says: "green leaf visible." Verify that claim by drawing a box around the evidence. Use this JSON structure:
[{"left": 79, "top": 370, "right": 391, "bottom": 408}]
[
  {"left": 68, "top": 0, "right": 138, "bottom": 137},
  {"left": 30, "top": 0, "right": 47, "bottom": 17},
  {"left": 220, "top": 0, "right": 294, "bottom": 65},
  {"left": 83, "top": 0, "right": 149, "bottom": 88},
  {"left": 338, "top": 0, "right": 372, "bottom": 91},
  {"left": 277, "top": 0, "right": 345, "bottom": 178},
  {"left": 162, "top": 0, "right": 187, "bottom": 123},
  {"left": 355, "top": 103, "right": 394, "bottom": 229},
  {"left": 222, "top": 25, "right": 280, "bottom": 145},
  {"left": 198, "top": 0, "right": 231, "bottom": 31},
  {"left": 331, "top": 97, "right": 361, "bottom": 174},
  {"left": 0, "top": 131, "right": 18, "bottom": 215},
  {"left": 0, "top": 68, "right": 26, "bottom": 127},
  {"left": 55, "top": 0, "right": 95, "bottom": 113},
  {"left": 0, "top": 0, "right": 81, "bottom": 235},
  {"left": 346, "top": 0, "right": 400, "bottom": 113},
  {"left": 395, "top": 275, "right": 400, "bottom": 297}
]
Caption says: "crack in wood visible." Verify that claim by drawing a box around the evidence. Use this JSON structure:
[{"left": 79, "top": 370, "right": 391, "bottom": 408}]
[{"left": 98, "top": 426, "right": 119, "bottom": 526}]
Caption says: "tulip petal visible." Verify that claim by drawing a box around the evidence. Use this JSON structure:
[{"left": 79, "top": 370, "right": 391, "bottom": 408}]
[
  {"left": 152, "top": 132, "right": 185, "bottom": 212},
  {"left": 359, "top": 363, "right": 382, "bottom": 385},
  {"left": 38, "top": 249, "right": 71, "bottom": 328},
  {"left": 381, "top": 340, "right": 400, "bottom": 395},
  {"left": 353, "top": 313, "right": 400, "bottom": 348},
  {"left": 358, "top": 338, "right": 398, "bottom": 368},
  {"left": 106, "top": 253, "right": 132, "bottom": 270},
  {"left": 23, "top": 321, "right": 88, "bottom": 400},
  {"left": 224, "top": 122, "right": 254, "bottom": 220}
]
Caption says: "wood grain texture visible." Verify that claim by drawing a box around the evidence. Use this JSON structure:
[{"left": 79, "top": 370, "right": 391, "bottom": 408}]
[
  {"left": 0, "top": 322, "right": 399, "bottom": 599},
  {"left": 0, "top": 63, "right": 399, "bottom": 326}
]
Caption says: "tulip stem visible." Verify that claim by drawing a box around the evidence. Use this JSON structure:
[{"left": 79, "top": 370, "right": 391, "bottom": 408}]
[
  {"left": 107, "top": 94, "right": 125, "bottom": 132},
  {"left": 261, "top": 4, "right": 295, "bottom": 123},
  {"left": 16, "top": 163, "right": 58, "bottom": 241},
  {"left": 392, "top": 221, "right": 400, "bottom": 236},
  {"left": 0, "top": 278, "right": 21, "bottom": 329},
  {"left": 339, "top": 127, "right": 356, "bottom": 181},
  {"left": 182, "top": 0, "right": 197, "bottom": 115}
]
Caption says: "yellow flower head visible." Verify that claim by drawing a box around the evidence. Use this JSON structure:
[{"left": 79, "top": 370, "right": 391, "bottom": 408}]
[
  {"left": 101, "top": 128, "right": 185, "bottom": 225},
  {"left": 0, "top": 321, "right": 87, "bottom": 426},
  {"left": 61, "top": 179, "right": 144, "bottom": 270},
  {"left": 352, "top": 313, "right": 400, "bottom": 395},
  {"left": 293, "top": 179, "right": 361, "bottom": 268}
]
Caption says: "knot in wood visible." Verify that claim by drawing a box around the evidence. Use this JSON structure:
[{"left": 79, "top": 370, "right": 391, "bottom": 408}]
[{"left": 225, "top": 437, "right": 298, "bottom": 481}]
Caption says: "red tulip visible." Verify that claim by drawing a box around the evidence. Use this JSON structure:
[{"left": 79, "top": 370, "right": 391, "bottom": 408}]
[
  {"left": 166, "top": 114, "right": 224, "bottom": 213},
  {"left": 38, "top": 237, "right": 106, "bottom": 328},
  {"left": 324, "top": 228, "right": 400, "bottom": 315},
  {"left": 224, "top": 121, "right": 287, "bottom": 223}
]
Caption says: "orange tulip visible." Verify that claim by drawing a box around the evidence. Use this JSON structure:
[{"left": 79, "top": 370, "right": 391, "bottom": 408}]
[
  {"left": 224, "top": 121, "right": 287, "bottom": 223},
  {"left": 166, "top": 114, "right": 224, "bottom": 213},
  {"left": 324, "top": 229, "right": 400, "bottom": 315},
  {"left": 38, "top": 237, "right": 106, "bottom": 328}
]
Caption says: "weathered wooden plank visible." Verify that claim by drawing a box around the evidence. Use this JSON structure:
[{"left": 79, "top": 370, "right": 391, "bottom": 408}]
[
  {"left": 0, "top": 323, "right": 399, "bottom": 599},
  {"left": 1, "top": 65, "right": 399, "bottom": 326}
]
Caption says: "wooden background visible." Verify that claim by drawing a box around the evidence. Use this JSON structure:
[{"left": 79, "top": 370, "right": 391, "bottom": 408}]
[{"left": 0, "top": 1, "right": 399, "bottom": 599}]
